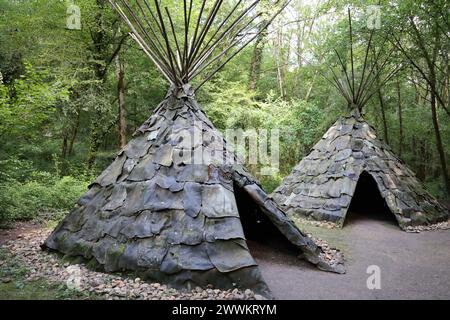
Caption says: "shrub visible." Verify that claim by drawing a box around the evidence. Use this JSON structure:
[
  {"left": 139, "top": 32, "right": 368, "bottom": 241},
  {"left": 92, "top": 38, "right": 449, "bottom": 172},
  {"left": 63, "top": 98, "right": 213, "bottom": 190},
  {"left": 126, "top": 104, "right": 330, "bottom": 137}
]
[
  {"left": 0, "top": 175, "right": 89, "bottom": 226},
  {"left": 0, "top": 158, "right": 35, "bottom": 182},
  {"left": 259, "top": 174, "right": 283, "bottom": 194}
]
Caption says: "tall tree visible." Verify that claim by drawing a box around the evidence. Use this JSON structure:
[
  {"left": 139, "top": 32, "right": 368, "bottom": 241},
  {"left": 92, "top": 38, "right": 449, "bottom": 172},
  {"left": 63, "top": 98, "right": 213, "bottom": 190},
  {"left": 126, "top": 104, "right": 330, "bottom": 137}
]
[
  {"left": 274, "top": 18, "right": 287, "bottom": 98},
  {"left": 116, "top": 51, "right": 126, "bottom": 148},
  {"left": 396, "top": 77, "right": 403, "bottom": 157},
  {"left": 393, "top": 1, "right": 450, "bottom": 195},
  {"left": 390, "top": 0, "right": 450, "bottom": 196},
  {"left": 248, "top": 0, "right": 281, "bottom": 92},
  {"left": 248, "top": 26, "right": 268, "bottom": 91},
  {"left": 86, "top": 0, "right": 128, "bottom": 169}
]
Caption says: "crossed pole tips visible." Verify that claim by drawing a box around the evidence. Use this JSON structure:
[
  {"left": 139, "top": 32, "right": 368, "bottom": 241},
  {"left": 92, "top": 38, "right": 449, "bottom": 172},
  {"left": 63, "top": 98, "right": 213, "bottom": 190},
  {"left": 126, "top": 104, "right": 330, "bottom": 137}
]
[
  {"left": 109, "top": 0, "right": 291, "bottom": 92},
  {"left": 326, "top": 8, "right": 401, "bottom": 113}
]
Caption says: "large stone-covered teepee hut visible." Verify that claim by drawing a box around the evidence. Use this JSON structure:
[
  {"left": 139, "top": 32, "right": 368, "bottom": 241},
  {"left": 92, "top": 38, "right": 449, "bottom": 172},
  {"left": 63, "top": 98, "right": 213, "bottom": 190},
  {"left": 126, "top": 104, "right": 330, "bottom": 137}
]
[
  {"left": 42, "top": 0, "right": 344, "bottom": 297},
  {"left": 272, "top": 10, "right": 448, "bottom": 230}
]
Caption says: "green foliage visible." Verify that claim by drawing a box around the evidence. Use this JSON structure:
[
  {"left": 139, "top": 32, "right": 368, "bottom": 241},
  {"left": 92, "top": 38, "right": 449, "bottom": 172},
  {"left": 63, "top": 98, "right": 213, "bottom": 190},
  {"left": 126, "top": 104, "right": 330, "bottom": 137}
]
[
  {"left": 0, "top": 76, "right": 8, "bottom": 106},
  {"left": 0, "top": 63, "right": 70, "bottom": 140},
  {"left": 201, "top": 80, "right": 261, "bottom": 130},
  {"left": 0, "top": 158, "right": 35, "bottom": 182},
  {"left": 0, "top": 0, "right": 448, "bottom": 221},
  {"left": 259, "top": 174, "right": 284, "bottom": 194},
  {"left": 0, "top": 175, "right": 89, "bottom": 225},
  {"left": 200, "top": 81, "right": 329, "bottom": 184},
  {"left": 256, "top": 95, "right": 329, "bottom": 175}
]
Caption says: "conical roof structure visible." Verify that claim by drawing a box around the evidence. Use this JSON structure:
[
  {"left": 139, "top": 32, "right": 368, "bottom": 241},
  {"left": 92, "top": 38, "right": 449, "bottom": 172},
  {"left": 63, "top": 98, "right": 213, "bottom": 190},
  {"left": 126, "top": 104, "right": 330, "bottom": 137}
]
[
  {"left": 272, "top": 10, "right": 448, "bottom": 230},
  {"left": 272, "top": 111, "right": 449, "bottom": 229},
  {"left": 43, "top": 85, "right": 344, "bottom": 296},
  {"left": 43, "top": 0, "right": 344, "bottom": 297}
]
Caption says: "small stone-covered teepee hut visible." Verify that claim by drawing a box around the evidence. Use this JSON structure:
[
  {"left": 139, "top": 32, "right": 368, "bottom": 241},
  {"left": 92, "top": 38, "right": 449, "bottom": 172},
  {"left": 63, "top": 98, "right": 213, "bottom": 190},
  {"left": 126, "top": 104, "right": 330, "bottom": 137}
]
[
  {"left": 272, "top": 10, "right": 448, "bottom": 230},
  {"left": 43, "top": 0, "right": 344, "bottom": 297}
]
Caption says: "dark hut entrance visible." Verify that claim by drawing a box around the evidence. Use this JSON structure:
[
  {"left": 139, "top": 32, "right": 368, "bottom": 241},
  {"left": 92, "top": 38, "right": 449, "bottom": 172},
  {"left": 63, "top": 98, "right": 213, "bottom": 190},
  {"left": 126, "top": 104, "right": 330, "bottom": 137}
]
[
  {"left": 345, "top": 171, "right": 397, "bottom": 226},
  {"left": 233, "top": 183, "right": 299, "bottom": 261}
]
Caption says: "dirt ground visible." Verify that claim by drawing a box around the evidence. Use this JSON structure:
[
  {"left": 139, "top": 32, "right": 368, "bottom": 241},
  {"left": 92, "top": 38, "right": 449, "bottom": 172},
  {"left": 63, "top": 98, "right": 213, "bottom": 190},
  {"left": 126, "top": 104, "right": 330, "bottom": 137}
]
[
  {"left": 0, "top": 222, "right": 42, "bottom": 246},
  {"left": 2, "top": 213, "right": 449, "bottom": 300},
  {"left": 250, "top": 212, "right": 450, "bottom": 300}
]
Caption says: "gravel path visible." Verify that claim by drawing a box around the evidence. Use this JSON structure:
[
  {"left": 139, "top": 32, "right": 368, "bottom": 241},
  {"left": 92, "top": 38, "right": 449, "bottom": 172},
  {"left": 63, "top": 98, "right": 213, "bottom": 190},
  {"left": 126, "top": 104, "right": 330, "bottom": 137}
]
[
  {"left": 1, "top": 214, "right": 449, "bottom": 300},
  {"left": 252, "top": 213, "right": 450, "bottom": 300}
]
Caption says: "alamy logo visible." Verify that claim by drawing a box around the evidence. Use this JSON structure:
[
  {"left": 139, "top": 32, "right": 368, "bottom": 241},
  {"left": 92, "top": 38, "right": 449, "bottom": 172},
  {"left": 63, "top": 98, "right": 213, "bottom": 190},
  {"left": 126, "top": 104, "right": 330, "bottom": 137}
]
[
  {"left": 66, "top": 265, "right": 83, "bottom": 290},
  {"left": 366, "top": 265, "right": 381, "bottom": 290},
  {"left": 66, "top": 1, "right": 81, "bottom": 30},
  {"left": 366, "top": 5, "right": 381, "bottom": 30},
  {"left": 166, "top": 121, "right": 280, "bottom": 176}
]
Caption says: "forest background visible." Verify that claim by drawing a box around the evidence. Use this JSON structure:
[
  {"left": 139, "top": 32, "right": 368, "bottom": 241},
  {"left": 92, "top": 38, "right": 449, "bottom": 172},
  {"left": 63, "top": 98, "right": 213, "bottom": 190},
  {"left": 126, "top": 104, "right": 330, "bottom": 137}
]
[{"left": 0, "top": 0, "right": 448, "bottom": 225}]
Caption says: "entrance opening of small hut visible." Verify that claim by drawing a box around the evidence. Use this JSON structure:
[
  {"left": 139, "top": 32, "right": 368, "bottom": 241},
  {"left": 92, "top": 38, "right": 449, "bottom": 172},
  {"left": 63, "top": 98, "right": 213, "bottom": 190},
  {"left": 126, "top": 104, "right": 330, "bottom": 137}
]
[
  {"left": 345, "top": 171, "right": 396, "bottom": 226},
  {"left": 233, "top": 183, "right": 299, "bottom": 257}
]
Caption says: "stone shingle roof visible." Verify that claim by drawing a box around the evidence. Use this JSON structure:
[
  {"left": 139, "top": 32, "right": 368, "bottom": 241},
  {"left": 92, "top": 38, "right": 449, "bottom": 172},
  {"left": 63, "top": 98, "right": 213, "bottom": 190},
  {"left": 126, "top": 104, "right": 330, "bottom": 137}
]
[
  {"left": 272, "top": 112, "right": 449, "bottom": 229},
  {"left": 43, "top": 86, "right": 344, "bottom": 298}
]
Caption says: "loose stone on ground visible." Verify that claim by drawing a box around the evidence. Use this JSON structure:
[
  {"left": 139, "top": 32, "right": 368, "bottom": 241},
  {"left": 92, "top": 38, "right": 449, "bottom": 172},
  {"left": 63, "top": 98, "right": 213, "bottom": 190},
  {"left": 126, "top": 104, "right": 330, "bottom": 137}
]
[{"left": 1, "top": 228, "right": 261, "bottom": 300}]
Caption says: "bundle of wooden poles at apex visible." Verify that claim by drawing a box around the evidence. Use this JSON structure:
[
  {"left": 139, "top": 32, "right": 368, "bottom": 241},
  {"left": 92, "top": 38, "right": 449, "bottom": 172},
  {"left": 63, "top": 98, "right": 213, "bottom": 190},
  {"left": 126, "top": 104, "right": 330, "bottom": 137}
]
[
  {"left": 326, "top": 8, "right": 401, "bottom": 114},
  {"left": 109, "top": 0, "right": 291, "bottom": 91}
]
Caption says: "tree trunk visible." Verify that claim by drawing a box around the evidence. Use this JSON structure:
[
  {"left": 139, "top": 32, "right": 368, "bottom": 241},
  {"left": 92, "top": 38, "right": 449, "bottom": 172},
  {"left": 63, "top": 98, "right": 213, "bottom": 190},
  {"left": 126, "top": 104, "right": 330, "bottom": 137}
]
[
  {"left": 396, "top": 79, "right": 403, "bottom": 157},
  {"left": 430, "top": 84, "right": 450, "bottom": 196},
  {"left": 86, "top": 0, "right": 108, "bottom": 170},
  {"left": 421, "top": 140, "right": 428, "bottom": 181},
  {"left": 304, "top": 78, "right": 315, "bottom": 102},
  {"left": 296, "top": 22, "right": 306, "bottom": 68},
  {"left": 248, "top": 27, "right": 268, "bottom": 91},
  {"left": 377, "top": 88, "right": 389, "bottom": 145},
  {"left": 374, "top": 58, "right": 389, "bottom": 144},
  {"left": 304, "top": 68, "right": 322, "bottom": 102},
  {"left": 275, "top": 27, "right": 285, "bottom": 98},
  {"left": 68, "top": 112, "right": 80, "bottom": 156},
  {"left": 416, "top": 138, "right": 423, "bottom": 181},
  {"left": 116, "top": 53, "right": 127, "bottom": 148},
  {"left": 61, "top": 132, "right": 68, "bottom": 159},
  {"left": 87, "top": 121, "right": 102, "bottom": 170}
]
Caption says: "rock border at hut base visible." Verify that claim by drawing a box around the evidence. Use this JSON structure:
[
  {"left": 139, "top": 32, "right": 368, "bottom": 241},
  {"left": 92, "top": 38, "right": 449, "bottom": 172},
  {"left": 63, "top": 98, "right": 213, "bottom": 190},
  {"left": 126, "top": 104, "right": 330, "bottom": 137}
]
[
  {"left": 1, "top": 228, "right": 264, "bottom": 300},
  {"left": 293, "top": 215, "right": 450, "bottom": 234},
  {"left": 306, "top": 235, "right": 344, "bottom": 267},
  {"left": 292, "top": 217, "right": 339, "bottom": 230},
  {"left": 405, "top": 220, "right": 450, "bottom": 233},
  {"left": 1, "top": 225, "right": 346, "bottom": 299}
]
